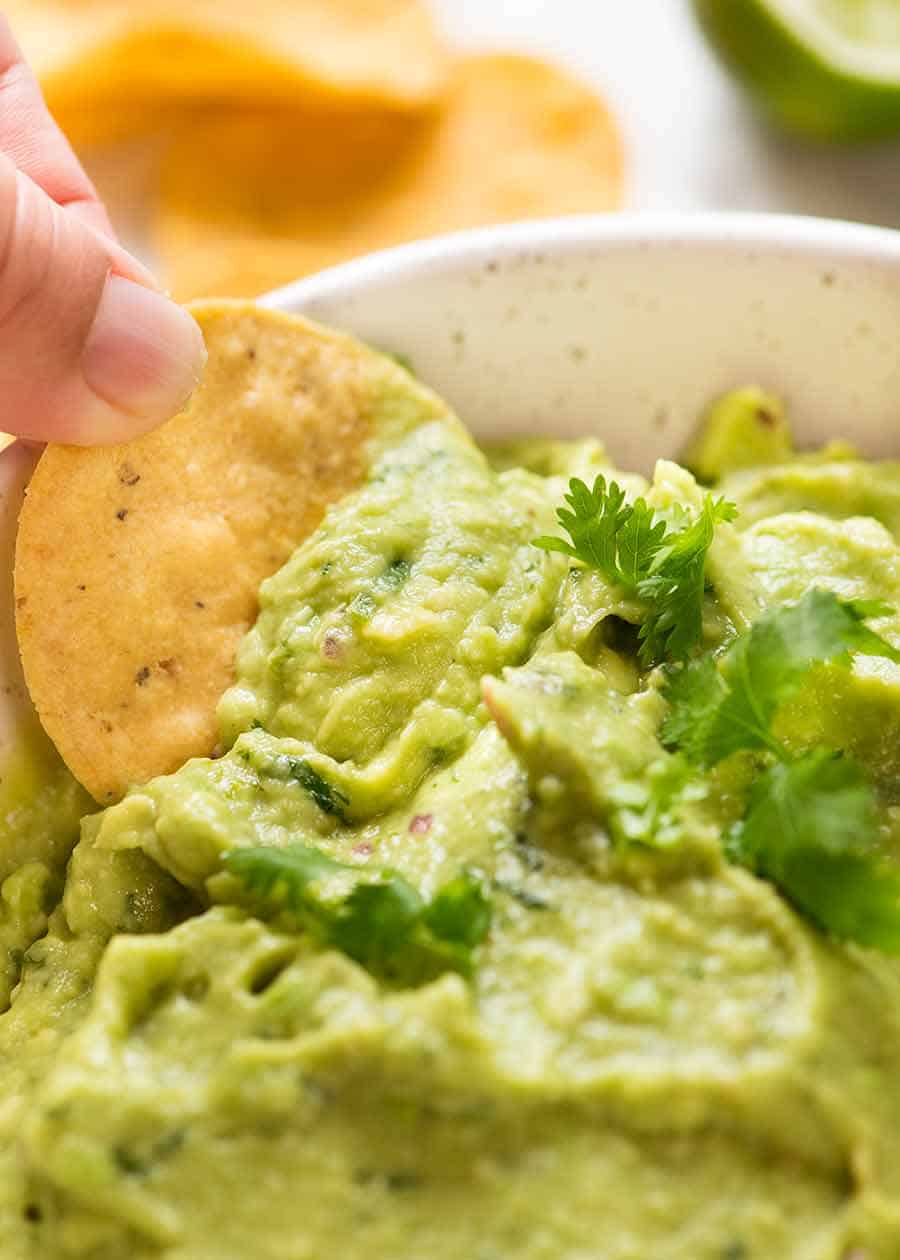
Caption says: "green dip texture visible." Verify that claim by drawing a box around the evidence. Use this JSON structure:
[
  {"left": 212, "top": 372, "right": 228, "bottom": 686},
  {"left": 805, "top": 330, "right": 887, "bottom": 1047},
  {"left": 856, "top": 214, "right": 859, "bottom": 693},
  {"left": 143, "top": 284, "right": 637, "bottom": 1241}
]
[{"left": 2, "top": 384, "right": 900, "bottom": 1259}]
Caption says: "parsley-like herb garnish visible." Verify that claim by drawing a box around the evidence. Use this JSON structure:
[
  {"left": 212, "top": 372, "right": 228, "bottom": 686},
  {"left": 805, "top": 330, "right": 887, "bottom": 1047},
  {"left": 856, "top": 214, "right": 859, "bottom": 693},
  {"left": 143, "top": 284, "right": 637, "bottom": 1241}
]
[
  {"left": 661, "top": 590, "right": 900, "bottom": 765},
  {"left": 662, "top": 590, "right": 900, "bottom": 952},
  {"left": 223, "top": 843, "right": 492, "bottom": 984},
  {"left": 534, "top": 475, "right": 736, "bottom": 663},
  {"left": 730, "top": 751, "right": 900, "bottom": 953}
]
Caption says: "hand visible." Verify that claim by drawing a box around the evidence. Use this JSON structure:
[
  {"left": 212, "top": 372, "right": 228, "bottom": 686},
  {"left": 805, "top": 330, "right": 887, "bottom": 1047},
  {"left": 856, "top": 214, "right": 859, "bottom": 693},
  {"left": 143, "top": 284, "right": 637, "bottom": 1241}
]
[{"left": 0, "top": 17, "right": 206, "bottom": 444}]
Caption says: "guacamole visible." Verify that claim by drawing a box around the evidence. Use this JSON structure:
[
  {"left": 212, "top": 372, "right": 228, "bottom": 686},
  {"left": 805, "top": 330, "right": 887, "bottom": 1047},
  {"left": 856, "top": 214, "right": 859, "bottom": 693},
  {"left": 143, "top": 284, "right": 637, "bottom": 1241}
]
[{"left": 2, "top": 387, "right": 900, "bottom": 1259}]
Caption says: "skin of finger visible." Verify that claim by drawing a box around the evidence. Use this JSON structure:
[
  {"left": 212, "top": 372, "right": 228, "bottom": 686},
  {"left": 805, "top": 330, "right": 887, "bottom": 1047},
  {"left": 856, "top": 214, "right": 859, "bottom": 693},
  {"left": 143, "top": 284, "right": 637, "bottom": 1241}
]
[
  {"left": 0, "top": 157, "right": 156, "bottom": 443},
  {"left": 63, "top": 196, "right": 118, "bottom": 239},
  {"left": 0, "top": 15, "right": 114, "bottom": 234},
  {"left": 76, "top": 210, "right": 160, "bottom": 290}
]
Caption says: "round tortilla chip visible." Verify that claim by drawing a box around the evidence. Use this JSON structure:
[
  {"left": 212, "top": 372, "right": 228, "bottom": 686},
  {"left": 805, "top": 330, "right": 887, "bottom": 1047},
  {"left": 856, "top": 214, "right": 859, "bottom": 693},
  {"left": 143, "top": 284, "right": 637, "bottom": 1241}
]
[
  {"left": 8, "top": 0, "right": 449, "bottom": 148},
  {"left": 157, "top": 53, "right": 625, "bottom": 300},
  {"left": 15, "top": 301, "right": 450, "bottom": 803}
]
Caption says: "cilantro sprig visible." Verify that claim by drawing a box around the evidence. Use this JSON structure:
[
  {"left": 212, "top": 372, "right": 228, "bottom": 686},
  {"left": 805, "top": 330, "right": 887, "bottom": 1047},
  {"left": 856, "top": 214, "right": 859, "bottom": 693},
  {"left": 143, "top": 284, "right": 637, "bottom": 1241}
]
[
  {"left": 731, "top": 752, "right": 900, "bottom": 953},
  {"left": 223, "top": 843, "right": 492, "bottom": 985},
  {"left": 662, "top": 590, "right": 900, "bottom": 952},
  {"left": 534, "top": 475, "right": 736, "bottom": 664},
  {"left": 661, "top": 591, "right": 899, "bottom": 765}
]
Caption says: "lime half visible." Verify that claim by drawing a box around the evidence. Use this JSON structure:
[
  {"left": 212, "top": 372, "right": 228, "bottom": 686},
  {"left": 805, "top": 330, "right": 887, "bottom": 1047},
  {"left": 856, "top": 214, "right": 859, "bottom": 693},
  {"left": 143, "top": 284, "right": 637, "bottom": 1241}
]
[{"left": 692, "top": 0, "right": 900, "bottom": 141}]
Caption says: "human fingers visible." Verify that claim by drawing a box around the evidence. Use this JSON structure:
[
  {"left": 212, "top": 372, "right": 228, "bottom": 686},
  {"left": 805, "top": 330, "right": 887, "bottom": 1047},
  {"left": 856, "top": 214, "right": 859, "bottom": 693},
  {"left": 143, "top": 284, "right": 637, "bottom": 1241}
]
[{"left": 0, "top": 155, "right": 206, "bottom": 444}]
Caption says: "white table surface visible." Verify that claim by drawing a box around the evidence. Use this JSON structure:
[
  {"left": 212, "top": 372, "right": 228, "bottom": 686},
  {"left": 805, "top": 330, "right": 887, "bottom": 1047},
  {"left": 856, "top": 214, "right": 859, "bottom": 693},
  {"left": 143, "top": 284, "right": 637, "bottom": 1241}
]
[{"left": 433, "top": 0, "right": 900, "bottom": 229}]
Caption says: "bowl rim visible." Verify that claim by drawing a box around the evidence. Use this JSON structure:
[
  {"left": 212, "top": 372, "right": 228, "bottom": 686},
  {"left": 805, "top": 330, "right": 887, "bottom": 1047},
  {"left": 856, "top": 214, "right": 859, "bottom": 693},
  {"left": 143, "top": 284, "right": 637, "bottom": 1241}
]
[{"left": 261, "top": 211, "right": 900, "bottom": 312}]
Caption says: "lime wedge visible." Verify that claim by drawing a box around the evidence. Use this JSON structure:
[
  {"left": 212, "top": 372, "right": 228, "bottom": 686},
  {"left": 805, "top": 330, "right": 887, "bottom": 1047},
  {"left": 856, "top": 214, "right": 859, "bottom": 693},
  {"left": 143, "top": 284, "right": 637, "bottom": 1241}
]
[{"left": 692, "top": 0, "right": 900, "bottom": 141}]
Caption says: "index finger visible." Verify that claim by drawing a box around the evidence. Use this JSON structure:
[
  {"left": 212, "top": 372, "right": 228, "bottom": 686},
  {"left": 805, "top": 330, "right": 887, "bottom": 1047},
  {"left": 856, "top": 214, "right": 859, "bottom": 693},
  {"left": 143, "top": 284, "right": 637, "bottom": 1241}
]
[{"left": 0, "top": 14, "right": 114, "bottom": 237}]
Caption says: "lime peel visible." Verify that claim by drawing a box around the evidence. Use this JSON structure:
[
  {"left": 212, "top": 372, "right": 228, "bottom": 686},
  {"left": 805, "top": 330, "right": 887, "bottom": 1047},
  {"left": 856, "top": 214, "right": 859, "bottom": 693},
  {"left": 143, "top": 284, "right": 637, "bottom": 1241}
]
[{"left": 693, "top": 0, "right": 900, "bottom": 141}]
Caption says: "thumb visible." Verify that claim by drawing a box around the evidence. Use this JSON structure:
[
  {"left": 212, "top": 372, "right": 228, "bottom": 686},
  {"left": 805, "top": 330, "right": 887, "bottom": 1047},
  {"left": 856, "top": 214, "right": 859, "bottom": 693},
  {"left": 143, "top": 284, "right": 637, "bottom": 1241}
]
[{"left": 0, "top": 155, "right": 206, "bottom": 445}]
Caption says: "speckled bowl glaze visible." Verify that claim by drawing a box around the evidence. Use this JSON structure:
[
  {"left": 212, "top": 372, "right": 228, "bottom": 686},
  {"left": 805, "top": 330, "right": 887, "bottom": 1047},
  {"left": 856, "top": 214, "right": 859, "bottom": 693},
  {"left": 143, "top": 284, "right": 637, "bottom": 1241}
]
[
  {"left": 2, "top": 213, "right": 899, "bottom": 757},
  {"left": 265, "top": 213, "right": 900, "bottom": 470}
]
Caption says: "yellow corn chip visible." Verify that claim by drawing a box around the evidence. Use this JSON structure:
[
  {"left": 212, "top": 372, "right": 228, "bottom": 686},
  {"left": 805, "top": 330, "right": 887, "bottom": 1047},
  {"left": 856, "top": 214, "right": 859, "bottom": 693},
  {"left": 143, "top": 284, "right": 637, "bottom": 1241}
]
[
  {"left": 8, "top": 0, "right": 449, "bottom": 146},
  {"left": 15, "top": 301, "right": 456, "bottom": 802},
  {"left": 158, "top": 54, "right": 625, "bottom": 300}
]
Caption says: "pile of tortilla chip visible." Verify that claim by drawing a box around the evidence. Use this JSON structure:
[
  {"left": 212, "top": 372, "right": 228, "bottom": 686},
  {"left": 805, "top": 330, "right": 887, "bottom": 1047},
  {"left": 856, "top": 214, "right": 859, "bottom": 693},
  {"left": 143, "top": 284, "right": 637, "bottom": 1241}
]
[{"left": 9, "top": 0, "right": 624, "bottom": 299}]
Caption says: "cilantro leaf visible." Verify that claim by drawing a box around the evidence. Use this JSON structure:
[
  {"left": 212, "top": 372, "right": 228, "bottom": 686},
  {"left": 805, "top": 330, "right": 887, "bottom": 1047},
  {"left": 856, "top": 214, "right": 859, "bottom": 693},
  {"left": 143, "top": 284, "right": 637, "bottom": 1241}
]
[
  {"left": 422, "top": 871, "right": 493, "bottom": 948},
  {"left": 636, "top": 495, "right": 737, "bottom": 664},
  {"left": 330, "top": 877, "right": 425, "bottom": 971},
  {"left": 661, "top": 592, "right": 900, "bottom": 954},
  {"left": 535, "top": 476, "right": 736, "bottom": 663},
  {"left": 224, "top": 842, "right": 343, "bottom": 898},
  {"left": 222, "top": 843, "right": 492, "bottom": 984},
  {"left": 657, "top": 655, "right": 726, "bottom": 752},
  {"left": 662, "top": 590, "right": 900, "bottom": 765},
  {"left": 534, "top": 475, "right": 632, "bottom": 576},
  {"left": 533, "top": 476, "right": 666, "bottom": 588},
  {"left": 286, "top": 758, "right": 349, "bottom": 819},
  {"left": 730, "top": 751, "right": 900, "bottom": 954},
  {"left": 611, "top": 496, "right": 670, "bottom": 588}
]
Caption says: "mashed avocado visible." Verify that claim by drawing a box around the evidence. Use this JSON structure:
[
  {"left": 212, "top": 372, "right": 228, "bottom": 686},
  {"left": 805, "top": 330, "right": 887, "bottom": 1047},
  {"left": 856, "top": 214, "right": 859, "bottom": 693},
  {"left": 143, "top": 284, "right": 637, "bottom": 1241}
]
[{"left": 2, "top": 388, "right": 900, "bottom": 1259}]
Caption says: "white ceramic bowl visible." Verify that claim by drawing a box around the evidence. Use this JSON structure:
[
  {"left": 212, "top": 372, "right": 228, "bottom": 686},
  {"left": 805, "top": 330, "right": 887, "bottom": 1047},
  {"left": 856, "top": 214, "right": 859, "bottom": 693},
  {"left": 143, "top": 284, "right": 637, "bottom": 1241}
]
[
  {"left": 2, "top": 213, "right": 899, "bottom": 759},
  {"left": 265, "top": 213, "right": 900, "bottom": 469}
]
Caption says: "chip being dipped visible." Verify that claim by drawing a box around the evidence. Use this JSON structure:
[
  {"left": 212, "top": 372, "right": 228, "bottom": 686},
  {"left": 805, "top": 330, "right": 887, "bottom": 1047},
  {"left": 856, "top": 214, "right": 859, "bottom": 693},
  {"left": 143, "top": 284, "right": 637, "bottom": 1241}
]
[{"left": 14, "top": 302, "right": 459, "bottom": 802}]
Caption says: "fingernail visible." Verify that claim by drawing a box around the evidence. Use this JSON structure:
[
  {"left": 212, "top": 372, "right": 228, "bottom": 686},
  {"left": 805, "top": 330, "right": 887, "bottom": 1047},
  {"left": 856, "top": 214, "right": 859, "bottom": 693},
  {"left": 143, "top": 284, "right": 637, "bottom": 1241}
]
[{"left": 82, "top": 275, "right": 206, "bottom": 431}]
